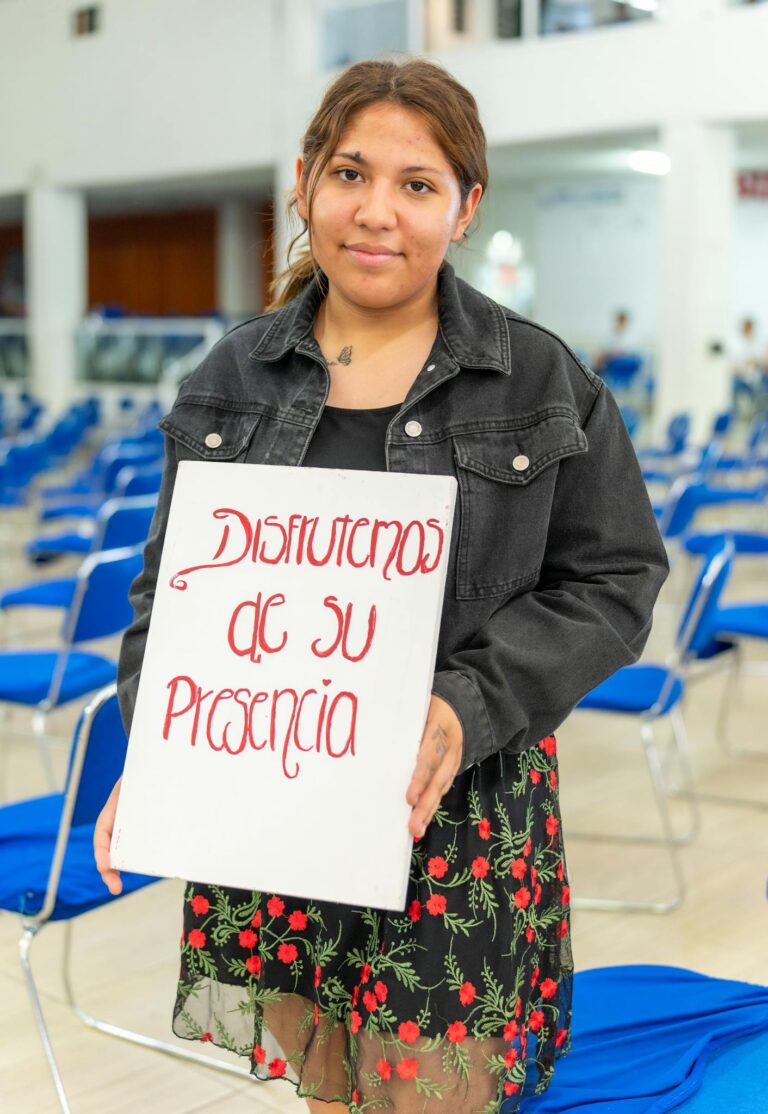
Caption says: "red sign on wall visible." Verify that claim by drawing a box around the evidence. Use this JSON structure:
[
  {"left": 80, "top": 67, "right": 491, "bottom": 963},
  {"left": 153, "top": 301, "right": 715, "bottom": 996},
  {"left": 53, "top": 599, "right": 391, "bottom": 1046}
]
[{"left": 738, "top": 171, "right": 768, "bottom": 200}]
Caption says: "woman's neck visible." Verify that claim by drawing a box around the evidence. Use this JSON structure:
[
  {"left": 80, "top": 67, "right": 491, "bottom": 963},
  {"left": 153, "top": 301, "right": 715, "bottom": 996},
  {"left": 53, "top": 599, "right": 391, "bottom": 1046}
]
[{"left": 314, "top": 277, "right": 439, "bottom": 357}]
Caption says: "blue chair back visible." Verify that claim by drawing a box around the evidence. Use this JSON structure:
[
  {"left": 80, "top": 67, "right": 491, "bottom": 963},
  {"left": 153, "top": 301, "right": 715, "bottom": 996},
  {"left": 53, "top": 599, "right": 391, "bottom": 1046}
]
[
  {"left": 666, "top": 414, "right": 690, "bottom": 455},
  {"left": 95, "top": 496, "right": 156, "bottom": 552},
  {"left": 66, "top": 687, "right": 129, "bottom": 827},
  {"left": 115, "top": 466, "right": 163, "bottom": 497},
  {"left": 658, "top": 479, "right": 709, "bottom": 538},
  {"left": 66, "top": 545, "right": 144, "bottom": 645},
  {"left": 602, "top": 355, "right": 642, "bottom": 390},
  {"left": 712, "top": 411, "right": 733, "bottom": 438},
  {"left": 675, "top": 539, "right": 734, "bottom": 660}
]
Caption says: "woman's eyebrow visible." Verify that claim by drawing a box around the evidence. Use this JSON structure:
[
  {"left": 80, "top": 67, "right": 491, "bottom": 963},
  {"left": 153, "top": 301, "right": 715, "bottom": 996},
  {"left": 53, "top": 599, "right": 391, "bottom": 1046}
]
[{"left": 332, "top": 150, "right": 442, "bottom": 175}]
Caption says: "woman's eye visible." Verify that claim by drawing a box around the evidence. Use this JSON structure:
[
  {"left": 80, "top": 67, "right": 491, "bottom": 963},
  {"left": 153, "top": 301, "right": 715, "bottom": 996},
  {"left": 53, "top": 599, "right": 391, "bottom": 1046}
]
[
  {"left": 335, "top": 168, "right": 362, "bottom": 183},
  {"left": 406, "top": 180, "right": 433, "bottom": 195},
  {"left": 332, "top": 169, "right": 432, "bottom": 194}
]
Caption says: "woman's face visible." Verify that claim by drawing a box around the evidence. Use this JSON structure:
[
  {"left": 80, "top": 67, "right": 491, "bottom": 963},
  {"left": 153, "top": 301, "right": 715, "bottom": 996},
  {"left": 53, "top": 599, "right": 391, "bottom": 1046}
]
[{"left": 295, "top": 102, "right": 482, "bottom": 311}]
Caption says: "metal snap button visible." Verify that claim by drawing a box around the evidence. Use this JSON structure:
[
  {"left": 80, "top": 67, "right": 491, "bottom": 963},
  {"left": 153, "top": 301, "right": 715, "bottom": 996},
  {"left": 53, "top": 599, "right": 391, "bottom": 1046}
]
[
  {"left": 512, "top": 454, "right": 529, "bottom": 472},
  {"left": 205, "top": 432, "right": 223, "bottom": 449},
  {"left": 426, "top": 364, "right": 436, "bottom": 372},
  {"left": 405, "top": 420, "right": 423, "bottom": 438}
]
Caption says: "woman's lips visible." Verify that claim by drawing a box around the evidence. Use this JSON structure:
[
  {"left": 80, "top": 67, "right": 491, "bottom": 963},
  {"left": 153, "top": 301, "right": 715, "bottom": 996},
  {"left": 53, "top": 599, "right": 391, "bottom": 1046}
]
[{"left": 344, "top": 246, "right": 401, "bottom": 267}]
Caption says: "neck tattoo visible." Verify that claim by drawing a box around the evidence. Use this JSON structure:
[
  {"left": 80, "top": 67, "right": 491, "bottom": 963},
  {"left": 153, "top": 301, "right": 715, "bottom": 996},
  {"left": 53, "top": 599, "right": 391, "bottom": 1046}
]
[{"left": 328, "top": 345, "right": 353, "bottom": 368}]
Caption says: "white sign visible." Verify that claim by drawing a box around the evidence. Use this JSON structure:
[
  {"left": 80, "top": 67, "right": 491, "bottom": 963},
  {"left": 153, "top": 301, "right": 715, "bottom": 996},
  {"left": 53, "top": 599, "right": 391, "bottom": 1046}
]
[{"left": 111, "top": 461, "right": 457, "bottom": 911}]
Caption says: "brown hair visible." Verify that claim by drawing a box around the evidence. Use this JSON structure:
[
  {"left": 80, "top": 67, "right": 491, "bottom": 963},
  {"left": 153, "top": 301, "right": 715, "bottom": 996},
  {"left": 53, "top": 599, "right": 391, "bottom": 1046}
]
[{"left": 265, "top": 56, "right": 488, "bottom": 311}]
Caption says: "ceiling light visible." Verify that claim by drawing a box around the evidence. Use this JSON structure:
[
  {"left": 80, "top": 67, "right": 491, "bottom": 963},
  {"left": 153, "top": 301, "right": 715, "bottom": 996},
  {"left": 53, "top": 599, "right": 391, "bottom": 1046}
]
[{"left": 628, "top": 150, "right": 671, "bottom": 175}]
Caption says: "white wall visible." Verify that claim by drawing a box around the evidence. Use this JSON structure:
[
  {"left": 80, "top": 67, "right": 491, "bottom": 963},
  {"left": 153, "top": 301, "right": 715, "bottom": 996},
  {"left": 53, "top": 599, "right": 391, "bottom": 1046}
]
[{"left": 732, "top": 195, "right": 768, "bottom": 341}]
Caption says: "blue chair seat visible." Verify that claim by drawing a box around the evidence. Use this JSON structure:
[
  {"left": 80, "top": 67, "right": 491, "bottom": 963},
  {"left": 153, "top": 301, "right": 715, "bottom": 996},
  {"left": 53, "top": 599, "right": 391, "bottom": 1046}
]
[
  {"left": 25, "top": 532, "right": 93, "bottom": 560},
  {"left": 0, "top": 578, "right": 76, "bottom": 611},
  {"left": 39, "top": 500, "right": 102, "bottom": 522},
  {"left": 0, "top": 793, "right": 62, "bottom": 840},
  {"left": 711, "top": 603, "right": 768, "bottom": 641},
  {"left": 0, "top": 652, "right": 116, "bottom": 705},
  {"left": 684, "top": 531, "right": 768, "bottom": 557},
  {"left": 577, "top": 663, "right": 683, "bottom": 715},
  {"left": 0, "top": 812, "right": 157, "bottom": 921}
]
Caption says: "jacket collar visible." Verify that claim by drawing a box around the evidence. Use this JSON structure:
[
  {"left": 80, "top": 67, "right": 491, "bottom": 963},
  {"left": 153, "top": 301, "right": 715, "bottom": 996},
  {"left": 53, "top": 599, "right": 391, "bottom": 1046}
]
[{"left": 248, "top": 259, "right": 511, "bottom": 375}]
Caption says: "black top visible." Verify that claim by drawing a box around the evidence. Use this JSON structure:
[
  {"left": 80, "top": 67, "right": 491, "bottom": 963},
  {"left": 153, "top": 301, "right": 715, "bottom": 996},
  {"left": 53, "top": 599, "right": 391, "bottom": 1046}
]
[{"left": 301, "top": 402, "right": 401, "bottom": 472}]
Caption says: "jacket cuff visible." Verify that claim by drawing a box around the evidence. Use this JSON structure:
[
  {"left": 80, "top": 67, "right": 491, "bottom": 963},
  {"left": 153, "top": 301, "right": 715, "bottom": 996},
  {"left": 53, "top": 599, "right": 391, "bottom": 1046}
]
[{"left": 431, "top": 669, "right": 496, "bottom": 773}]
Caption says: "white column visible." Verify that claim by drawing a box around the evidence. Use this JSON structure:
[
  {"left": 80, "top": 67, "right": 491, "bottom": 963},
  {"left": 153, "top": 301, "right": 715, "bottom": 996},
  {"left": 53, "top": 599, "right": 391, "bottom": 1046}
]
[
  {"left": 24, "top": 183, "right": 87, "bottom": 415},
  {"left": 656, "top": 120, "right": 735, "bottom": 442},
  {"left": 216, "top": 201, "right": 263, "bottom": 318}
]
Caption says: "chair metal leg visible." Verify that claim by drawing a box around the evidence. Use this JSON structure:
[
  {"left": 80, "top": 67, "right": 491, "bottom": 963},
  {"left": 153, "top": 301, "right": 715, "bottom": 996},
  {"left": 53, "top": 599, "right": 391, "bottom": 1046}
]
[
  {"left": 19, "top": 925, "right": 73, "bottom": 1114},
  {"left": 59, "top": 919, "right": 253, "bottom": 1080},
  {"left": 32, "top": 707, "right": 60, "bottom": 792},
  {"left": 571, "top": 719, "right": 686, "bottom": 915},
  {"left": 717, "top": 647, "right": 768, "bottom": 761}
]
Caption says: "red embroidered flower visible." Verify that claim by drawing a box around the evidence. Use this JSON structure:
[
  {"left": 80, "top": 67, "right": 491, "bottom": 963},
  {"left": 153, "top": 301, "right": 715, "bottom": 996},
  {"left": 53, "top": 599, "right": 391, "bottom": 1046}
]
[
  {"left": 352, "top": 985, "right": 359, "bottom": 1006},
  {"left": 478, "top": 817, "right": 491, "bottom": 839},
  {"left": 459, "top": 981, "right": 476, "bottom": 1006},
  {"left": 187, "top": 928, "right": 206, "bottom": 949},
  {"left": 376, "top": 1058, "right": 392, "bottom": 1081},
  {"left": 503, "top": 1020, "right": 518, "bottom": 1041},
  {"left": 556, "top": 861, "right": 565, "bottom": 882},
  {"left": 523, "top": 837, "right": 532, "bottom": 857},
  {"left": 277, "top": 942, "right": 298, "bottom": 964},
  {"left": 314, "top": 964, "right": 322, "bottom": 987},
  {"left": 562, "top": 885, "right": 570, "bottom": 906},
  {"left": 350, "top": 1010, "right": 362, "bottom": 1034},
  {"left": 511, "top": 858, "right": 527, "bottom": 879},
  {"left": 190, "top": 895, "right": 209, "bottom": 915},
  {"left": 539, "top": 735, "right": 557, "bottom": 756},
  {"left": 559, "top": 918, "right": 569, "bottom": 937},
  {"left": 239, "top": 929, "right": 258, "bottom": 949},
  {"left": 427, "top": 856, "right": 449, "bottom": 878},
  {"left": 363, "top": 990, "right": 378, "bottom": 1012},
  {"left": 396, "top": 1058, "right": 419, "bottom": 1080},
  {"left": 251, "top": 909, "right": 262, "bottom": 928},
  {"left": 530, "top": 866, "right": 538, "bottom": 887},
  {"left": 540, "top": 978, "right": 558, "bottom": 999},
  {"left": 398, "top": 1020, "right": 420, "bottom": 1044},
  {"left": 288, "top": 910, "right": 308, "bottom": 931},
  {"left": 504, "top": 1081, "right": 520, "bottom": 1096},
  {"left": 515, "top": 997, "right": 523, "bottom": 1019},
  {"left": 360, "top": 961, "right": 371, "bottom": 984},
  {"left": 374, "top": 980, "right": 388, "bottom": 1003},
  {"left": 549, "top": 770, "right": 558, "bottom": 790},
  {"left": 352, "top": 1090, "right": 359, "bottom": 1105},
  {"left": 534, "top": 883, "right": 542, "bottom": 905},
  {"left": 531, "top": 966, "right": 539, "bottom": 988},
  {"left": 471, "top": 856, "right": 490, "bottom": 879},
  {"left": 514, "top": 887, "right": 531, "bottom": 909},
  {"left": 529, "top": 769, "right": 542, "bottom": 785},
  {"left": 556, "top": 1028, "right": 569, "bottom": 1048},
  {"left": 200, "top": 1032, "right": 212, "bottom": 1041},
  {"left": 504, "top": 1046, "right": 518, "bottom": 1067},
  {"left": 407, "top": 899, "right": 422, "bottom": 922},
  {"left": 245, "top": 955, "right": 261, "bottom": 976},
  {"left": 447, "top": 1021, "right": 467, "bottom": 1043},
  {"left": 267, "top": 896, "right": 285, "bottom": 917},
  {"left": 546, "top": 815, "right": 559, "bottom": 838},
  {"left": 313, "top": 1002, "right": 319, "bottom": 1026},
  {"left": 268, "top": 1057, "right": 286, "bottom": 1077},
  {"left": 525, "top": 926, "right": 535, "bottom": 942},
  {"left": 528, "top": 1009, "right": 545, "bottom": 1032},
  {"left": 426, "top": 893, "right": 447, "bottom": 915},
  {"left": 253, "top": 1044, "right": 266, "bottom": 1063}
]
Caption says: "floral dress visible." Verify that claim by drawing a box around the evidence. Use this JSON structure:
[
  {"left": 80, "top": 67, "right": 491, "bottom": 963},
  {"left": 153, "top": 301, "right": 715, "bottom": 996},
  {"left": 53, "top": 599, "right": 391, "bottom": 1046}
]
[{"left": 171, "top": 404, "right": 574, "bottom": 1112}]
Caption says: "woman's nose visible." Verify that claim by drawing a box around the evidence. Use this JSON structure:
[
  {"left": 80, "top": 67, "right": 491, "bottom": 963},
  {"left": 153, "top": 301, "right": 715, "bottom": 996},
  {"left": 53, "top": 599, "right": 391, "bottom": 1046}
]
[{"left": 354, "top": 184, "right": 397, "bottom": 229}]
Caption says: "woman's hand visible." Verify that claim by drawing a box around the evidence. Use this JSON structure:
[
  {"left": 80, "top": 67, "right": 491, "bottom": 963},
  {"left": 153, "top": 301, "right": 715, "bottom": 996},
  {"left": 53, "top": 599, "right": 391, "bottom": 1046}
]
[
  {"left": 93, "top": 776, "right": 123, "bottom": 895},
  {"left": 406, "top": 694, "right": 464, "bottom": 839}
]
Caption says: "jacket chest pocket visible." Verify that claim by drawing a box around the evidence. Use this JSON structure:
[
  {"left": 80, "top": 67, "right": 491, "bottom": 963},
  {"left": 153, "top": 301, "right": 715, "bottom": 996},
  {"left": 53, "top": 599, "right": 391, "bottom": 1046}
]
[
  {"left": 452, "top": 413, "right": 587, "bottom": 600},
  {"left": 159, "top": 398, "right": 262, "bottom": 463}
]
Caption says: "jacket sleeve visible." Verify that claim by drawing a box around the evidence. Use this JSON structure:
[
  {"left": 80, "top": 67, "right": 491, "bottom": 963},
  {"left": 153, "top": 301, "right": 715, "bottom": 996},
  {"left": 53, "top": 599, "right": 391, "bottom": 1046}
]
[
  {"left": 431, "top": 381, "right": 670, "bottom": 773},
  {"left": 116, "top": 434, "right": 178, "bottom": 736}
]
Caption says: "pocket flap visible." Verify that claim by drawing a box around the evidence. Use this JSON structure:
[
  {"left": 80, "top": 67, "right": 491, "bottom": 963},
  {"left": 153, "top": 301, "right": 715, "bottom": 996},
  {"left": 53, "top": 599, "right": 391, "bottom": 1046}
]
[
  {"left": 159, "top": 398, "right": 262, "bottom": 461},
  {"left": 454, "top": 413, "right": 587, "bottom": 485}
]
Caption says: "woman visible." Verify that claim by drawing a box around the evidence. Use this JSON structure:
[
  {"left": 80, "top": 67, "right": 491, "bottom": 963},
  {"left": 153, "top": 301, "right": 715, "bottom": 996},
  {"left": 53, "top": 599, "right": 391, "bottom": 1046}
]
[{"left": 95, "top": 58, "right": 668, "bottom": 1113}]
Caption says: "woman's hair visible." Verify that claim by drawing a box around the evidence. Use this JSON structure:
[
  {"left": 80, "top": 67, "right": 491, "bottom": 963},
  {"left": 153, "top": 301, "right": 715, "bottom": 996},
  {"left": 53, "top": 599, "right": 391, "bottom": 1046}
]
[{"left": 265, "top": 56, "right": 488, "bottom": 311}]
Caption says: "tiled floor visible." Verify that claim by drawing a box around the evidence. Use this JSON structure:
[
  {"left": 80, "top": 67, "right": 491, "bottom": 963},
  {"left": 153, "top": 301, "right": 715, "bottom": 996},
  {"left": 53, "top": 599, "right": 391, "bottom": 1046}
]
[{"left": 1, "top": 483, "right": 766, "bottom": 1113}]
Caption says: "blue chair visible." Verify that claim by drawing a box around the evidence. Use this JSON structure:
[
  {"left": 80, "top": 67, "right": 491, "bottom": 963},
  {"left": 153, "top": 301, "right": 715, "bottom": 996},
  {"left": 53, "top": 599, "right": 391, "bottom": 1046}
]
[
  {"left": 0, "top": 545, "right": 144, "bottom": 788},
  {"left": 2, "top": 685, "right": 249, "bottom": 1114},
  {"left": 571, "top": 539, "right": 734, "bottom": 913},
  {"left": 1, "top": 497, "right": 156, "bottom": 618},
  {"left": 637, "top": 413, "right": 690, "bottom": 462},
  {"left": 655, "top": 476, "right": 765, "bottom": 541},
  {"left": 713, "top": 415, "right": 768, "bottom": 474}
]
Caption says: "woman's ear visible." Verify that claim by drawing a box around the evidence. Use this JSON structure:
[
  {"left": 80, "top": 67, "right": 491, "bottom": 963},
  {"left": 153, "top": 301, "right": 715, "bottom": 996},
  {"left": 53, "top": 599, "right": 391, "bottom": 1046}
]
[
  {"left": 295, "top": 156, "right": 308, "bottom": 222},
  {"left": 451, "top": 183, "right": 483, "bottom": 243}
]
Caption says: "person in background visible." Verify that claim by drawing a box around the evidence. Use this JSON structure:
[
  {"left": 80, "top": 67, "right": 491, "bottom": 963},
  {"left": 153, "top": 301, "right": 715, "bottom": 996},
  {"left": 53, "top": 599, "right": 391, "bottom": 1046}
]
[
  {"left": 731, "top": 315, "right": 767, "bottom": 416},
  {"left": 594, "top": 308, "right": 639, "bottom": 374}
]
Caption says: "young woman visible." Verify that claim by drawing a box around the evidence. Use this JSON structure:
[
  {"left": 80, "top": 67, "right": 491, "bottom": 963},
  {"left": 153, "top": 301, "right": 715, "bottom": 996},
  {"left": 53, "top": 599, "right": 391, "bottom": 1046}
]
[{"left": 95, "top": 57, "right": 668, "bottom": 1113}]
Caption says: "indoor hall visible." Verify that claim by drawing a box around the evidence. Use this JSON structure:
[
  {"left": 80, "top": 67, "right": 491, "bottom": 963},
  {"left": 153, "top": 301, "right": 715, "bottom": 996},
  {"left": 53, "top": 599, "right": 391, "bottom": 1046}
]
[{"left": 1, "top": 2, "right": 767, "bottom": 1113}]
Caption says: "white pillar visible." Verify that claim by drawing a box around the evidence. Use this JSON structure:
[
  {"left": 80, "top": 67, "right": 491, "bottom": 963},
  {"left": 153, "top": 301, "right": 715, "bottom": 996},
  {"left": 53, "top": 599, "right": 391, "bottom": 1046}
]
[
  {"left": 24, "top": 184, "right": 87, "bottom": 415},
  {"left": 656, "top": 120, "right": 735, "bottom": 442},
  {"left": 216, "top": 201, "right": 263, "bottom": 318}
]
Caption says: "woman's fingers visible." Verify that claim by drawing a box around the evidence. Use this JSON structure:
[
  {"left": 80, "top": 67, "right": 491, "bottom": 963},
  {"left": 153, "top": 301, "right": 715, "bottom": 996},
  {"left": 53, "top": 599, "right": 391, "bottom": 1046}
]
[
  {"left": 407, "top": 696, "right": 463, "bottom": 838},
  {"left": 93, "top": 777, "right": 123, "bottom": 895}
]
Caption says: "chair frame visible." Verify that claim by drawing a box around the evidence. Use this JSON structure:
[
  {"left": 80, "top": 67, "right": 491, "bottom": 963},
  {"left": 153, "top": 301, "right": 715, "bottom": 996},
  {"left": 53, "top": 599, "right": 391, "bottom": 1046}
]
[
  {"left": 570, "top": 540, "right": 733, "bottom": 915},
  {"left": 16, "top": 685, "right": 252, "bottom": 1114}
]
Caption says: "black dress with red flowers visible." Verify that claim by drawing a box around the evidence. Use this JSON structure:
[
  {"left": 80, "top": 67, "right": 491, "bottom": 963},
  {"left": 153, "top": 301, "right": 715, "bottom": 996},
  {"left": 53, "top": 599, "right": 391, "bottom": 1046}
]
[{"left": 172, "top": 403, "right": 574, "bottom": 1113}]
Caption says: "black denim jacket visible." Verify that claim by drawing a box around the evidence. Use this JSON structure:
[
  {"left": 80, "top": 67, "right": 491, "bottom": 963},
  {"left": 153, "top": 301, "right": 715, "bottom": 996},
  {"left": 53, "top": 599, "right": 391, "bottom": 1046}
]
[{"left": 116, "top": 260, "right": 669, "bottom": 773}]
